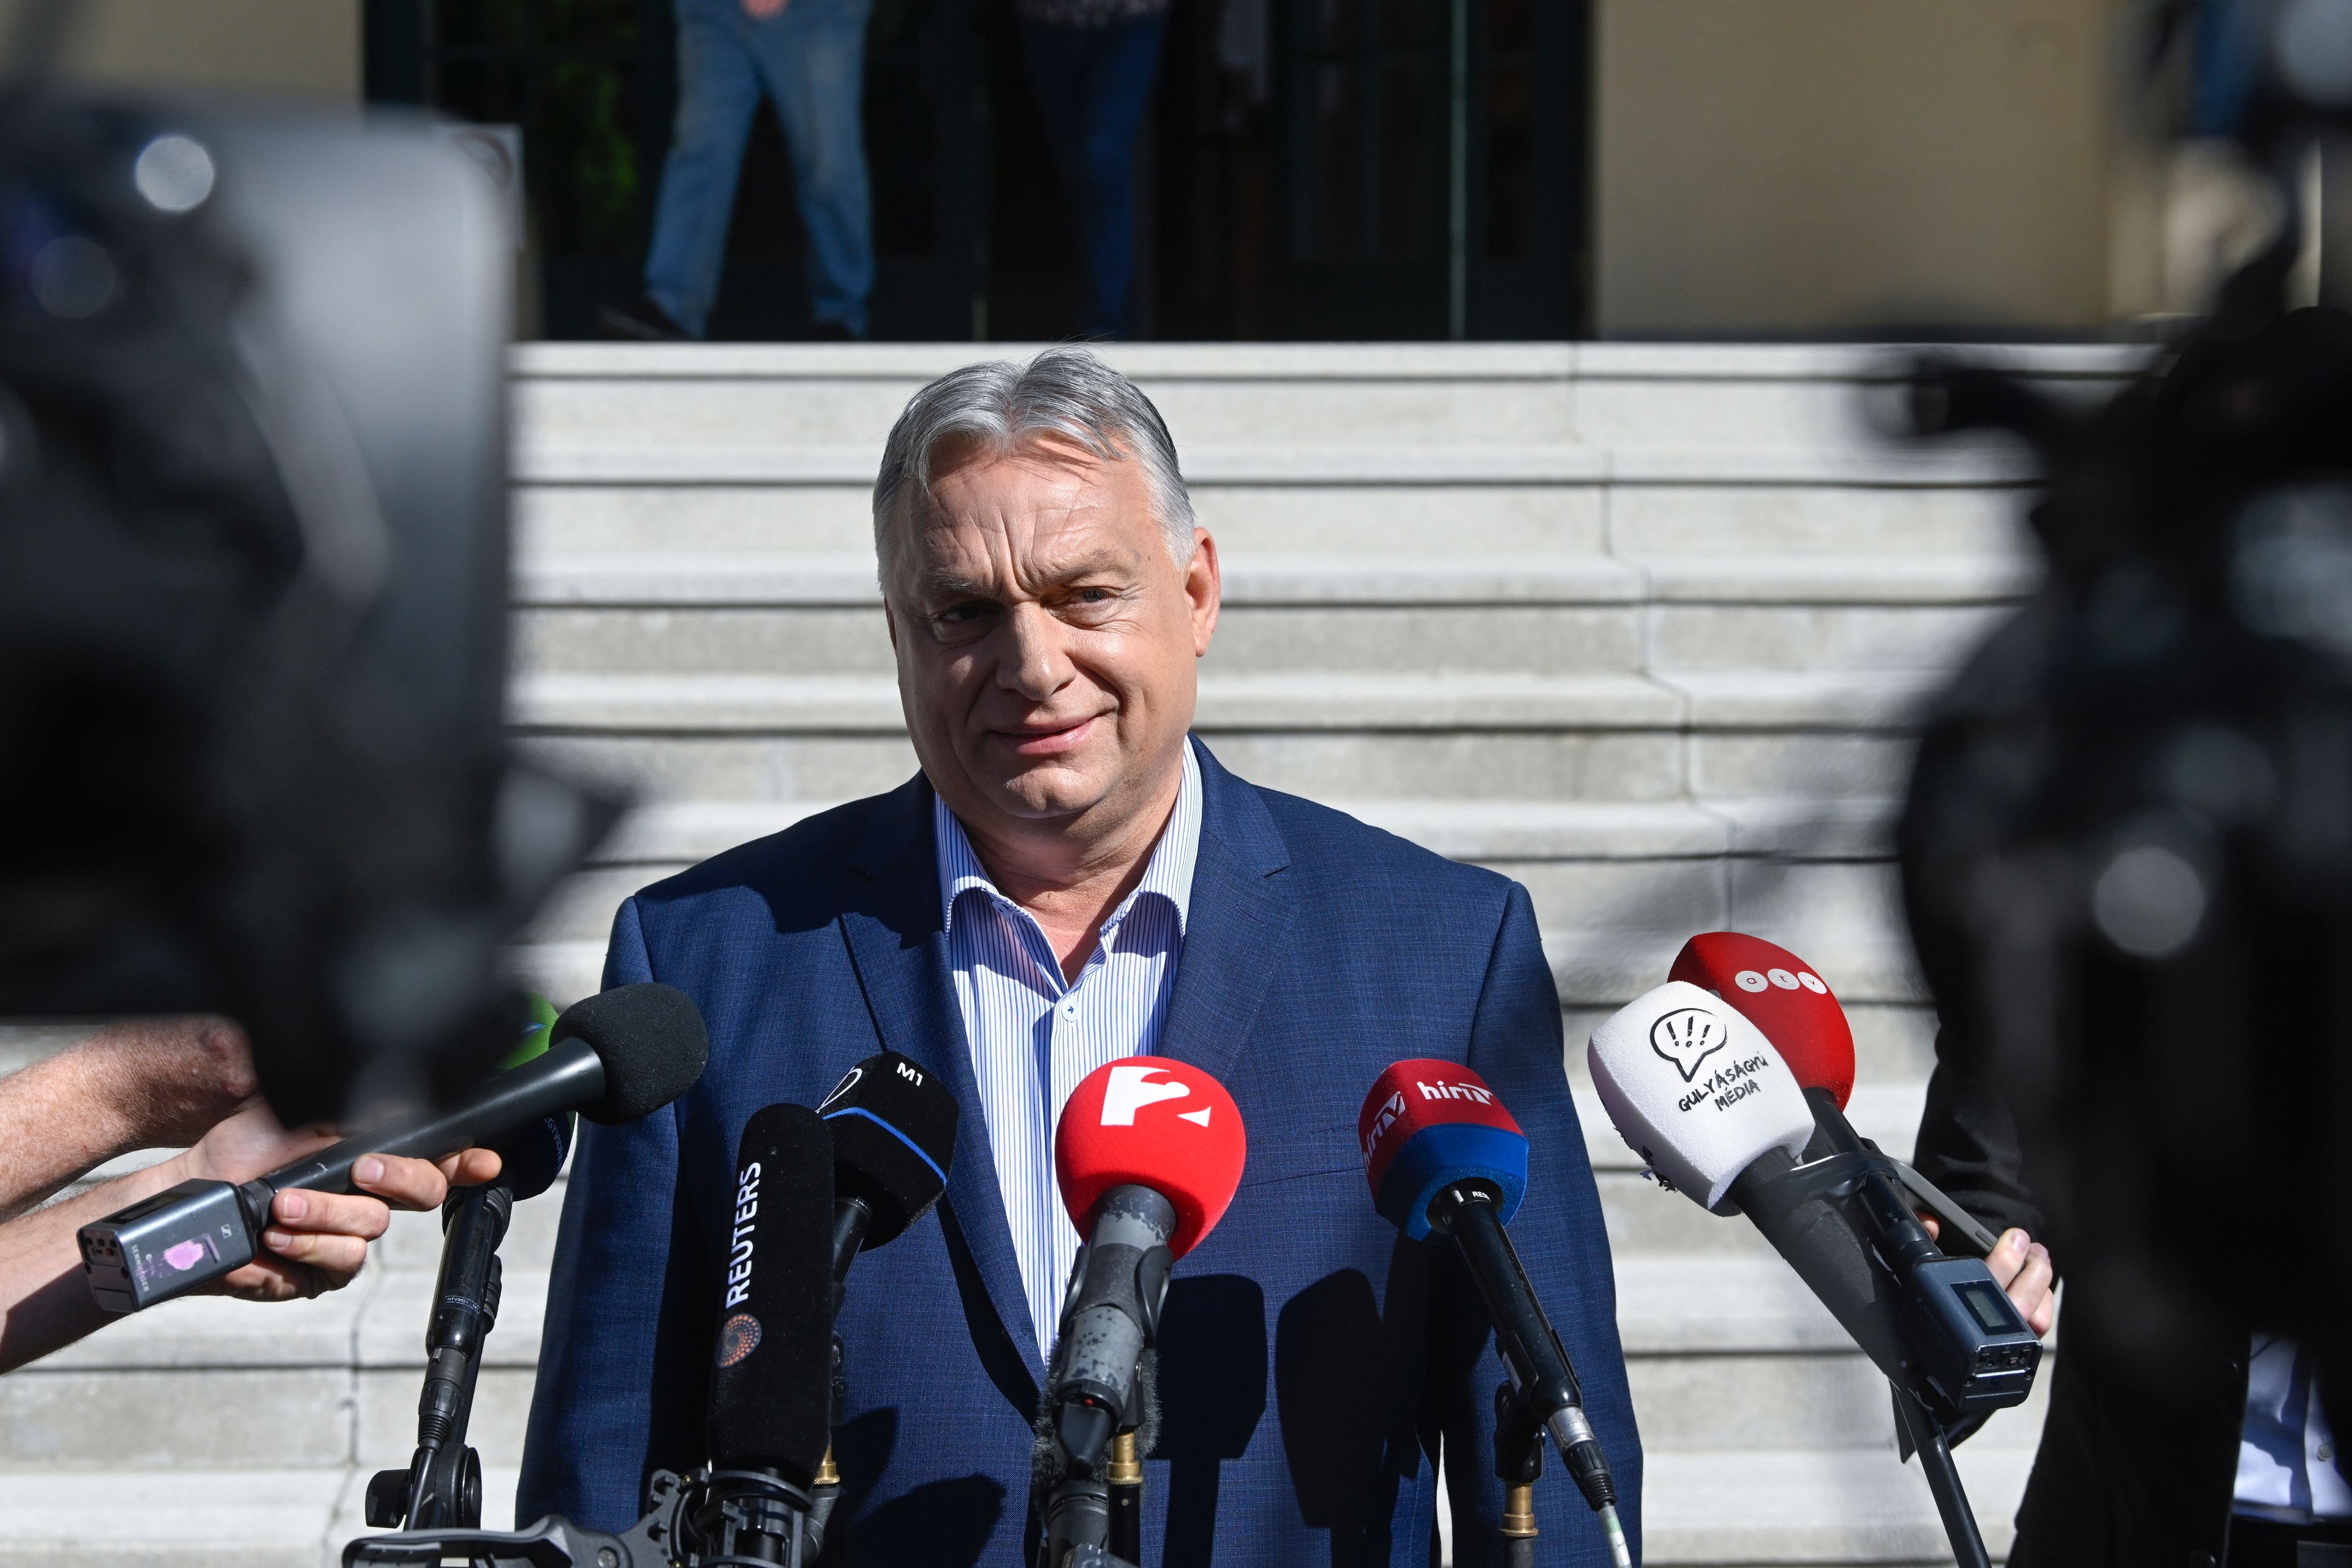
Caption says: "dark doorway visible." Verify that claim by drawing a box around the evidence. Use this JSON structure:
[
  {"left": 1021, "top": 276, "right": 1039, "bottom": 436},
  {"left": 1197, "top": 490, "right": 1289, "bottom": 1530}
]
[{"left": 365, "top": 0, "right": 1586, "bottom": 341}]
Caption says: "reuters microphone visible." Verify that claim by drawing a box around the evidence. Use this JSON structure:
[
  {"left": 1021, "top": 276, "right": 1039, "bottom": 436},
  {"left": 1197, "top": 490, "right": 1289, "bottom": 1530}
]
[
  {"left": 699, "top": 1102, "right": 835, "bottom": 1566},
  {"left": 1360, "top": 1061, "right": 1632, "bottom": 1568},
  {"left": 1040, "top": 1057, "right": 1246, "bottom": 1568}
]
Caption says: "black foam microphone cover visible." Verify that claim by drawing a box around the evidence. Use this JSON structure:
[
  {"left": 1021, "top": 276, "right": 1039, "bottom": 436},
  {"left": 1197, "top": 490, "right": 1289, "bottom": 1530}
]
[
  {"left": 553, "top": 983, "right": 710, "bottom": 1125},
  {"left": 817, "top": 1052, "right": 959, "bottom": 1248},
  {"left": 707, "top": 1102, "right": 835, "bottom": 1487}
]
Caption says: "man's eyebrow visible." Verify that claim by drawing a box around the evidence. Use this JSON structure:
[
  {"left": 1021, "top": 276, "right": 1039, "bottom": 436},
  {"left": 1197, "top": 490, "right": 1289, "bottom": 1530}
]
[{"left": 913, "top": 551, "right": 1136, "bottom": 601}]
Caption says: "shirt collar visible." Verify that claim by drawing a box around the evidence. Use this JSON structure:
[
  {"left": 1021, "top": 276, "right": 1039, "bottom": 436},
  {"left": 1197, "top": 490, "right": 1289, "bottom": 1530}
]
[{"left": 935, "top": 738, "right": 1202, "bottom": 938}]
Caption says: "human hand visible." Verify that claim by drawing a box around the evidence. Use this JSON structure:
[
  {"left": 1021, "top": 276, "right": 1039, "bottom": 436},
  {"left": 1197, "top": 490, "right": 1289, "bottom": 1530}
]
[
  {"left": 742, "top": 0, "right": 789, "bottom": 17},
  {"left": 1921, "top": 1215, "right": 2057, "bottom": 1337},
  {"left": 175, "top": 1104, "right": 503, "bottom": 1302}
]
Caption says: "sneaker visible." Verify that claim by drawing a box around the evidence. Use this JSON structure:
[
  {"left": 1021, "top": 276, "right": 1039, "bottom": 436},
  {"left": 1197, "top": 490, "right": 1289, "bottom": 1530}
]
[{"left": 597, "top": 296, "right": 689, "bottom": 341}]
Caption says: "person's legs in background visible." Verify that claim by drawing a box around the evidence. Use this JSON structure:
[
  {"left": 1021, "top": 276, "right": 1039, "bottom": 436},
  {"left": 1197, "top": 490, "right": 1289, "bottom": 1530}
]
[
  {"left": 755, "top": 0, "right": 876, "bottom": 339},
  {"left": 1019, "top": 13, "right": 1169, "bottom": 339},
  {"left": 634, "top": 0, "right": 766, "bottom": 337}
]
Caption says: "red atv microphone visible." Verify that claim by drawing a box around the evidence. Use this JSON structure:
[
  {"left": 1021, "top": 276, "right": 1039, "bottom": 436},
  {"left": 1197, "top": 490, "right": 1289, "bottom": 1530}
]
[
  {"left": 1039, "top": 1058, "right": 1246, "bottom": 1568},
  {"left": 1667, "top": 932, "right": 1994, "bottom": 1254}
]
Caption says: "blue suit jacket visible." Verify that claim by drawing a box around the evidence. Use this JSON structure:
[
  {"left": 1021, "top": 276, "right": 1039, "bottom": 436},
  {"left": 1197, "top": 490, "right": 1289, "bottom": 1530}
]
[{"left": 519, "top": 742, "right": 1641, "bottom": 1567}]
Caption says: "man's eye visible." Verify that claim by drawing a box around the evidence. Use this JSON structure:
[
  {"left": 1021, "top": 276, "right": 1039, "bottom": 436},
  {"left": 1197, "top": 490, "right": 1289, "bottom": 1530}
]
[
  {"left": 1069, "top": 587, "right": 1115, "bottom": 605},
  {"left": 937, "top": 601, "right": 993, "bottom": 625}
]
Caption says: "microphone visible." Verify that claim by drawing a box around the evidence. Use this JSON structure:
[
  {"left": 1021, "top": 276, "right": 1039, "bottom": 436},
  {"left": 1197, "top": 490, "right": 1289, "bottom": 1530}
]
[
  {"left": 1358, "top": 1061, "right": 1632, "bottom": 1568},
  {"left": 364, "top": 993, "right": 571, "bottom": 1534},
  {"left": 808, "top": 1052, "right": 958, "bottom": 1548},
  {"left": 1038, "top": 1057, "right": 1246, "bottom": 1568},
  {"left": 816, "top": 1050, "right": 959, "bottom": 1277},
  {"left": 1586, "top": 974, "right": 2040, "bottom": 1568},
  {"left": 80, "top": 982, "right": 710, "bottom": 1311},
  {"left": 692, "top": 1102, "right": 835, "bottom": 1567},
  {"left": 1667, "top": 932, "right": 1996, "bottom": 1256}
]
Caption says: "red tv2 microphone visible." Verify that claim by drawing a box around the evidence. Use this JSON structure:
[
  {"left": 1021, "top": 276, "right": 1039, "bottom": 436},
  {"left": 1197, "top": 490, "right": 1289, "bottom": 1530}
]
[
  {"left": 1359, "top": 1061, "right": 1632, "bottom": 1568},
  {"left": 1039, "top": 1058, "right": 1246, "bottom": 1568}
]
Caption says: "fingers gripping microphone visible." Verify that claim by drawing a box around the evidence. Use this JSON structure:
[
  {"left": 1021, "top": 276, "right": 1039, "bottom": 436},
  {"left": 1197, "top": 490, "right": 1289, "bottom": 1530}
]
[
  {"left": 1359, "top": 1062, "right": 1632, "bottom": 1568},
  {"left": 695, "top": 1102, "right": 835, "bottom": 1567},
  {"left": 1038, "top": 1057, "right": 1246, "bottom": 1568},
  {"left": 80, "top": 982, "right": 709, "bottom": 1312}
]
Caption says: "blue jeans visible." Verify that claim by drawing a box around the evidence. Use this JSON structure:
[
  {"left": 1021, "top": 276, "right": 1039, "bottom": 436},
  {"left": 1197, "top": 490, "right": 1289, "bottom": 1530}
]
[
  {"left": 1019, "top": 14, "right": 1168, "bottom": 340},
  {"left": 645, "top": 0, "right": 874, "bottom": 337}
]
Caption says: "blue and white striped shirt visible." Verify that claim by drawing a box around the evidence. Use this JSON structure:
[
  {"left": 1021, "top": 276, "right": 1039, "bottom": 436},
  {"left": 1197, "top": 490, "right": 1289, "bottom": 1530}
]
[{"left": 935, "top": 741, "right": 1202, "bottom": 1360}]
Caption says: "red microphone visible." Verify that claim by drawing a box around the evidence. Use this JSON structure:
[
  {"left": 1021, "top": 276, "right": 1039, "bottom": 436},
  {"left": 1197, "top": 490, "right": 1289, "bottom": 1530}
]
[
  {"left": 1056, "top": 1055, "right": 1246, "bottom": 1259},
  {"left": 1040, "top": 1057, "right": 1247, "bottom": 1566},
  {"left": 1668, "top": 932, "right": 1855, "bottom": 1109},
  {"left": 1668, "top": 933, "right": 1997, "bottom": 1256}
]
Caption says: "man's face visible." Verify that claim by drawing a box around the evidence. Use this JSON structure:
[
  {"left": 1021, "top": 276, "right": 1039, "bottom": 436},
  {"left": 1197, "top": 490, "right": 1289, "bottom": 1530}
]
[{"left": 883, "top": 434, "right": 1219, "bottom": 845}]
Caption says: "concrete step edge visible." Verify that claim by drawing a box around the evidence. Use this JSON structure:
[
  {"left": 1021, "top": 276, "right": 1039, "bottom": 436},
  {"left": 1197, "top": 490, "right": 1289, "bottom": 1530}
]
[
  {"left": 511, "top": 443, "right": 2038, "bottom": 489},
  {"left": 510, "top": 670, "right": 1943, "bottom": 734},
  {"left": 511, "top": 551, "right": 2037, "bottom": 609}
]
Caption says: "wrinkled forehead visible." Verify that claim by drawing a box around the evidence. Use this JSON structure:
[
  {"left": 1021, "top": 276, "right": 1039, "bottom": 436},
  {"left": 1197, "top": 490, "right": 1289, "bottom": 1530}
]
[{"left": 889, "top": 434, "right": 1157, "bottom": 587}]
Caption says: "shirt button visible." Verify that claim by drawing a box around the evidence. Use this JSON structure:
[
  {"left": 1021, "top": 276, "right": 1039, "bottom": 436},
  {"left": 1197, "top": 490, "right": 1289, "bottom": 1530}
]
[
  {"left": 2321, "top": 1444, "right": 2336, "bottom": 1463},
  {"left": 1061, "top": 1001, "right": 1078, "bottom": 1019}
]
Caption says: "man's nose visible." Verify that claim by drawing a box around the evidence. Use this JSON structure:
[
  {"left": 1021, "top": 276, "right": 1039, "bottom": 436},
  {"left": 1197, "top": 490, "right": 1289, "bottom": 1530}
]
[{"left": 997, "top": 603, "right": 1074, "bottom": 701}]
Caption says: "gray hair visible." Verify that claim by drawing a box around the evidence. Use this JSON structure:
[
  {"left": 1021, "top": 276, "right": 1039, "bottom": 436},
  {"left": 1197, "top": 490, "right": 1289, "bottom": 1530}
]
[{"left": 871, "top": 347, "right": 1196, "bottom": 584}]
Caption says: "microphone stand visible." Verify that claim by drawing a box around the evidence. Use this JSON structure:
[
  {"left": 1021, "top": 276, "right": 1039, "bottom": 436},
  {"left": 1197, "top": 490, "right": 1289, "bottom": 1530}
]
[
  {"left": 364, "top": 1182, "right": 513, "bottom": 1532},
  {"left": 1890, "top": 1385, "right": 1991, "bottom": 1568},
  {"left": 1493, "top": 1384, "right": 1545, "bottom": 1568}
]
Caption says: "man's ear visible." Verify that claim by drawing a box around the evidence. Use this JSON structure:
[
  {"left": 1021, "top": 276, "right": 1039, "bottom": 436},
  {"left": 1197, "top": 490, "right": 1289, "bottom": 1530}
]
[{"left": 1186, "top": 529, "right": 1221, "bottom": 656}]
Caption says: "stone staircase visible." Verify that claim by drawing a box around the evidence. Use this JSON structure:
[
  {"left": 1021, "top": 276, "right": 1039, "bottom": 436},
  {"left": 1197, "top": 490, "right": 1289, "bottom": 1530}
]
[{"left": 0, "top": 342, "right": 2146, "bottom": 1566}]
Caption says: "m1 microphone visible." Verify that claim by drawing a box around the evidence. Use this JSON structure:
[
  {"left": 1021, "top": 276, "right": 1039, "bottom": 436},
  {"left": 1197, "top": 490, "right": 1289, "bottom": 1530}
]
[
  {"left": 1038, "top": 1057, "right": 1246, "bottom": 1568},
  {"left": 807, "top": 1052, "right": 958, "bottom": 1547},
  {"left": 816, "top": 1051, "right": 959, "bottom": 1278},
  {"left": 79, "top": 982, "right": 709, "bottom": 1312},
  {"left": 691, "top": 1102, "right": 835, "bottom": 1567},
  {"left": 1359, "top": 1061, "right": 1632, "bottom": 1568},
  {"left": 1668, "top": 932, "right": 1996, "bottom": 1256}
]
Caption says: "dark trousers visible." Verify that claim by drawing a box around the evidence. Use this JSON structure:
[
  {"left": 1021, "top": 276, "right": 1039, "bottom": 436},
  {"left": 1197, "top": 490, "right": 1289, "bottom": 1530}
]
[
  {"left": 1017, "top": 12, "right": 1168, "bottom": 339},
  {"left": 2230, "top": 1515, "right": 2352, "bottom": 1567}
]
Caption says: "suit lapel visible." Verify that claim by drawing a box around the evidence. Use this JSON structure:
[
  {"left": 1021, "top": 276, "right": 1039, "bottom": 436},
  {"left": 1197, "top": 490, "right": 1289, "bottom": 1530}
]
[
  {"left": 1157, "top": 741, "right": 1296, "bottom": 1086},
  {"left": 835, "top": 775, "right": 1046, "bottom": 1390}
]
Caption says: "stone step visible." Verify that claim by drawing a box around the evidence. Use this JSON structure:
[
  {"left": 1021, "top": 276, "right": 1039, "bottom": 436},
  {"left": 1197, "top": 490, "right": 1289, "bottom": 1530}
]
[
  {"left": 515, "top": 481, "right": 2036, "bottom": 560},
  {"left": 1641, "top": 1444, "right": 2033, "bottom": 1566},
  {"left": 514, "top": 550, "right": 2034, "bottom": 610},
  {"left": 510, "top": 341, "right": 2138, "bottom": 464},
  {"left": 514, "top": 667, "right": 1942, "bottom": 732},
  {"left": 511, "top": 596, "right": 2008, "bottom": 682}
]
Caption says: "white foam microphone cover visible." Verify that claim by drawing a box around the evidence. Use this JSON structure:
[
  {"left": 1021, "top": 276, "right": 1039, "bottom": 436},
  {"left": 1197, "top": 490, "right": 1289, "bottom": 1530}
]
[{"left": 1586, "top": 981, "right": 1815, "bottom": 1212}]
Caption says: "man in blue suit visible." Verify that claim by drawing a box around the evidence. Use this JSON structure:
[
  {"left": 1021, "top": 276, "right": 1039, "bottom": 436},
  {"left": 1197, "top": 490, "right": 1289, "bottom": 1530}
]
[{"left": 519, "top": 348, "right": 1640, "bottom": 1566}]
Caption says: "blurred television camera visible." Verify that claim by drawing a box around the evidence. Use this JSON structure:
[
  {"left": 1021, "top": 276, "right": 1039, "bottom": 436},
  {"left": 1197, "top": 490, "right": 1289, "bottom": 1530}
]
[
  {"left": 1899, "top": 0, "right": 2352, "bottom": 1430},
  {"left": 0, "top": 11, "right": 616, "bottom": 1125}
]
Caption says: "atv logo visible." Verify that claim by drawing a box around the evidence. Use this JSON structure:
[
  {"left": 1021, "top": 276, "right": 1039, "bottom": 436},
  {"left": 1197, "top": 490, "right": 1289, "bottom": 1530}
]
[
  {"left": 1414, "top": 1079, "right": 1494, "bottom": 1106},
  {"left": 1362, "top": 1090, "right": 1408, "bottom": 1158},
  {"left": 1649, "top": 1007, "right": 1727, "bottom": 1083}
]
